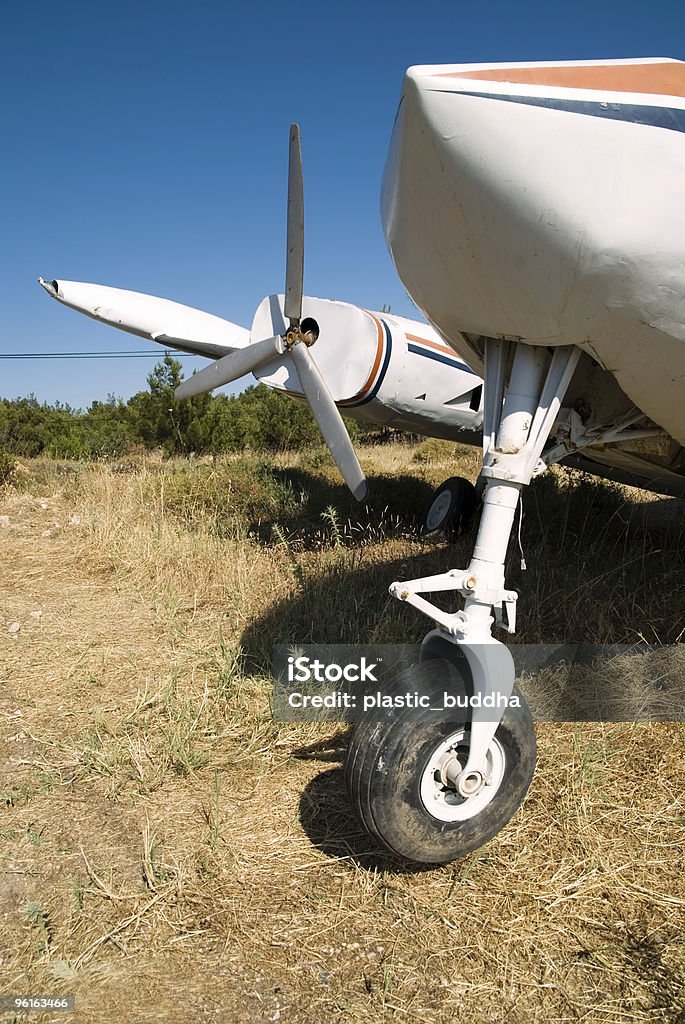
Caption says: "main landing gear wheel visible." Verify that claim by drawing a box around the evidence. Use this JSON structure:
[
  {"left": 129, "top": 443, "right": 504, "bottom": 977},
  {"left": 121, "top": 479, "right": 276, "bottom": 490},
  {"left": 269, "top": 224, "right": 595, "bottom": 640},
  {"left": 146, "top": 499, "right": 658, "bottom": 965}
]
[
  {"left": 345, "top": 659, "right": 536, "bottom": 864},
  {"left": 419, "top": 476, "right": 479, "bottom": 539}
]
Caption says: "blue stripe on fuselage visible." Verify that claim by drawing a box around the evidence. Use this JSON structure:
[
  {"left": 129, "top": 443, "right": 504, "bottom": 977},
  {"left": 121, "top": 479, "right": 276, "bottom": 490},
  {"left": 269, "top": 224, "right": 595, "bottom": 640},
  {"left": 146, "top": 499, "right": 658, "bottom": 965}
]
[
  {"left": 442, "top": 90, "right": 685, "bottom": 134},
  {"left": 407, "top": 342, "right": 475, "bottom": 374}
]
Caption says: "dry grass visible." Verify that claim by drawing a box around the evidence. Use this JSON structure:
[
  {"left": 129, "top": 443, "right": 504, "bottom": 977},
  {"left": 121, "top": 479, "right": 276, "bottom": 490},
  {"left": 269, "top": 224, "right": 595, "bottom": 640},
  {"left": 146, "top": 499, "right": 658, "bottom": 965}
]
[{"left": 1, "top": 444, "right": 684, "bottom": 1023}]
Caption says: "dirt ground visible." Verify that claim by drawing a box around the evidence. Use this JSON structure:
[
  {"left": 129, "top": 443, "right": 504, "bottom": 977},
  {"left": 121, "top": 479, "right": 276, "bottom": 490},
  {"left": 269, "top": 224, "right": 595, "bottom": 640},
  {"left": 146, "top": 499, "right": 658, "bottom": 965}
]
[{"left": 1, "top": 459, "right": 684, "bottom": 1023}]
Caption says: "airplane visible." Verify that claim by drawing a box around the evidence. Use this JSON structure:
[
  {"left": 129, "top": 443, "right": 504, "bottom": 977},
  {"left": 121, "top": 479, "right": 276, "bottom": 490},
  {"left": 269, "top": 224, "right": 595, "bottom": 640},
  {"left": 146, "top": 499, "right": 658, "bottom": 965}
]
[{"left": 39, "top": 56, "right": 685, "bottom": 866}]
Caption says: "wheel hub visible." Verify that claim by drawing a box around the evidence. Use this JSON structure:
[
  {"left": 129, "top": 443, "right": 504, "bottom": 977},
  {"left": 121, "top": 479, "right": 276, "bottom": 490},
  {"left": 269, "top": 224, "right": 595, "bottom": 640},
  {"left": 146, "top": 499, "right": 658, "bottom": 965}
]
[
  {"left": 425, "top": 491, "right": 452, "bottom": 531},
  {"left": 420, "top": 729, "right": 506, "bottom": 822}
]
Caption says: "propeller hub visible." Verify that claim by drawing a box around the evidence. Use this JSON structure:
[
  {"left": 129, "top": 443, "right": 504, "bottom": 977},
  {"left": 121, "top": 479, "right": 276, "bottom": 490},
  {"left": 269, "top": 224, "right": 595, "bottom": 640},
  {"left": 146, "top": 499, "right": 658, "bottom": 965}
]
[
  {"left": 284, "top": 316, "right": 320, "bottom": 350},
  {"left": 284, "top": 325, "right": 302, "bottom": 349}
]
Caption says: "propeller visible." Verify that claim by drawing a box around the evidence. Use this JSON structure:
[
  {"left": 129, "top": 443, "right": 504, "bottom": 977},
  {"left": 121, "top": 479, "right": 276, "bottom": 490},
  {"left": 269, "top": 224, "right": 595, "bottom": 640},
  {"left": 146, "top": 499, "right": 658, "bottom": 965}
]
[{"left": 174, "top": 125, "right": 367, "bottom": 502}]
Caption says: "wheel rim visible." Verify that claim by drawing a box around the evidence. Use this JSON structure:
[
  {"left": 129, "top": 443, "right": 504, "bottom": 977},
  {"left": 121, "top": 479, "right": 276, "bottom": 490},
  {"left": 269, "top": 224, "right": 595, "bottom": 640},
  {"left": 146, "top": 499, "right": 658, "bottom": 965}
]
[
  {"left": 419, "top": 730, "right": 506, "bottom": 822},
  {"left": 424, "top": 491, "right": 453, "bottom": 531}
]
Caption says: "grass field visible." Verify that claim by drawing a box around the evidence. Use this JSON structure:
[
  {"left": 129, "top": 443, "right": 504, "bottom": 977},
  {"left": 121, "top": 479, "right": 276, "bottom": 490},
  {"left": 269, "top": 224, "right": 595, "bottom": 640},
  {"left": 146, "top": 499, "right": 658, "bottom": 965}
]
[{"left": 1, "top": 442, "right": 684, "bottom": 1023}]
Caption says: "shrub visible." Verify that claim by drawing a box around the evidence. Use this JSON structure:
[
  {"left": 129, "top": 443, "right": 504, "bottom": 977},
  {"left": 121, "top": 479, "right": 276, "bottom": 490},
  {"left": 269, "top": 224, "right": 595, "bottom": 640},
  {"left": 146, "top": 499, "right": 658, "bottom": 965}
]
[
  {"left": 412, "top": 438, "right": 458, "bottom": 464},
  {"left": 151, "top": 456, "right": 305, "bottom": 539},
  {"left": 0, "top": 446, "right": 15, "bottom": 486}
]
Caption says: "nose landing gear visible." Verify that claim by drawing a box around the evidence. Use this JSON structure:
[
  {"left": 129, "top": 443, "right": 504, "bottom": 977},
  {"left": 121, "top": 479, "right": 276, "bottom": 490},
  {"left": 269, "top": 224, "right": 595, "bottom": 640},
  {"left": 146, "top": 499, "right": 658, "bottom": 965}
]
[{"left": 346, "top": 340, "right": 582, "bottom": 863}]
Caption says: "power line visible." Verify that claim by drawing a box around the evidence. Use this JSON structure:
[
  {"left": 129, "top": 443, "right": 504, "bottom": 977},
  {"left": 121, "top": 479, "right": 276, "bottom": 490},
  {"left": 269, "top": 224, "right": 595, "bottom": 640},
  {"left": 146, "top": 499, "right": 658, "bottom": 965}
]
[{"left": 0, "top": 351, "right": 202, "bottom": 360}]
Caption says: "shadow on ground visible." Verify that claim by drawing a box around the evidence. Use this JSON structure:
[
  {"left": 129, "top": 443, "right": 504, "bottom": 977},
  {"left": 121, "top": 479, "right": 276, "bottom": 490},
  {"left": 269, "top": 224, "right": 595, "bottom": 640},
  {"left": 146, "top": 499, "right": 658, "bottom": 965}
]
[
  {"left": 240, "top": 546, "right": 464, "bottom": 668},
  {"left": 254, "top": 467, "right": 438, "bottom": 547},
  {"left": 293, "top": 739, "right": 437, "bottom": 874},
  {"left": 239, "top": 471, "right": 685, "bottom": 666}
]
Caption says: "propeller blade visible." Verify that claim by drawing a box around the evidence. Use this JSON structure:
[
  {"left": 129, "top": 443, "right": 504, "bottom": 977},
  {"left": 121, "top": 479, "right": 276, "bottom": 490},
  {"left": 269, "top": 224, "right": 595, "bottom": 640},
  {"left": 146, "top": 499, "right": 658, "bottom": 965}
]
[
  {"left": 284, "top": 124, "right": 304, "bottom": 324},
  {"left": 289, "top": 342, "right": 367, "bottom": 501},
  {"left": 38, "top": 278, "right": 251, "bottom": 358},
  {"left": 175, "top": 334, "right": 283, "bottom": 399}
]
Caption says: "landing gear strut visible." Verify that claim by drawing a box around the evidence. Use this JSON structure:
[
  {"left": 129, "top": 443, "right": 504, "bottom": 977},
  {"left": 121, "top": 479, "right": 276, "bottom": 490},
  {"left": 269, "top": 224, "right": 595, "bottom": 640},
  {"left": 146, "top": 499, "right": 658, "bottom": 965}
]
[{"left": 347, "top": 340, "right": 582, "bottom": 862}]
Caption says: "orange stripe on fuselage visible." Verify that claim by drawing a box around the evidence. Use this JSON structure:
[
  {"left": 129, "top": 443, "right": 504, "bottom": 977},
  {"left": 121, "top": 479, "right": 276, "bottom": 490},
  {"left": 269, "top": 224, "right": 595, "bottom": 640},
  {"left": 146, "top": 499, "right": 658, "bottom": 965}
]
[
  {"left": 406, "top": 333, "right": 458, "bottom": 358},
  {"left": 438, "top": 61, "right": 685, "bottom": 98},
  {"left": 338, "top": 312, "right": 385, "bottom": 406}
]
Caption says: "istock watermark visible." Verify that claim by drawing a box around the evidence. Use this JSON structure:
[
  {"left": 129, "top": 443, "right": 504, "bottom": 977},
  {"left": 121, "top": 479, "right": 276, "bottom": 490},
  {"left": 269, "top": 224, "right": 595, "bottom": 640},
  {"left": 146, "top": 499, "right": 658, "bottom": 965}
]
[
  {"left": 271, "top": 643, "right": 685, "bottom": 723},
  {"left": 285, "top": 685, "right": 520, "bottom": 712},
  {"left": 286, "top": 654, "right": 380, "bottom": 684}
]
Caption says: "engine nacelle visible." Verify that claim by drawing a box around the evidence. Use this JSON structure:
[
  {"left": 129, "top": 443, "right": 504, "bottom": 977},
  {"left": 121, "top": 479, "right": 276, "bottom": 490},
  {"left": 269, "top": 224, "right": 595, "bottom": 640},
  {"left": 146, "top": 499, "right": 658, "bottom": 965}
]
[{"left": 254, "top": 294, "right": 483, "bottom": 438}]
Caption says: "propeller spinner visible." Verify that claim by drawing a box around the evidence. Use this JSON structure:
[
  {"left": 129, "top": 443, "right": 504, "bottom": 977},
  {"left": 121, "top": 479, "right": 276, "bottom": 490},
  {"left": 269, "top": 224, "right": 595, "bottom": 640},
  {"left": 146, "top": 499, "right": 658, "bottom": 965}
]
[{"left": 174, "top": 125, "right": 367, "bottom": 502}]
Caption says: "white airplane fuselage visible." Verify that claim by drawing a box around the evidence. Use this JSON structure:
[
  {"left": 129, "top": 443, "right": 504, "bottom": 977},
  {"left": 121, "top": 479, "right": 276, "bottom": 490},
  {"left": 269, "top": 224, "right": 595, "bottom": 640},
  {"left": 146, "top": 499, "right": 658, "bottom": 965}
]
[{"left": 382, "top": 58, "right": 685, "bottom": 494}]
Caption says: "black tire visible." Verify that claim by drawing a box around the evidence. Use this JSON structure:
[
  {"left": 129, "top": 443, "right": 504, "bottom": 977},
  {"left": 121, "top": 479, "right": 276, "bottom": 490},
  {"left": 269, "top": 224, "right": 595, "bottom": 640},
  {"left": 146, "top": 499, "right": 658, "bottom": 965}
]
[
  {"left": 419, "top": 476, "right": 479, "bottom": 539},
  {"left": 345, "top": 659, "right": 536, "bottom": 864}
]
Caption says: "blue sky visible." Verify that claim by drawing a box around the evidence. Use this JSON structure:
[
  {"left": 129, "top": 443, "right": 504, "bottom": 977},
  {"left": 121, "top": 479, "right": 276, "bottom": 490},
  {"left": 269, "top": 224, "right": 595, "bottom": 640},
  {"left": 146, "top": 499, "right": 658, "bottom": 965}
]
[{"left": 2, "top": 0, "right": 683, "bottom": 407}]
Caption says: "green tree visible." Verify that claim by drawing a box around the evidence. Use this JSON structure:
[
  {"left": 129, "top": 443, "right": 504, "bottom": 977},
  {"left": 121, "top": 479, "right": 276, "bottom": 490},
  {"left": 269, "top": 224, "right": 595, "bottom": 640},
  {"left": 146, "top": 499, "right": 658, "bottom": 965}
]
[{"left": 127, "top": 353, "right": 211, "bottom": 454}]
